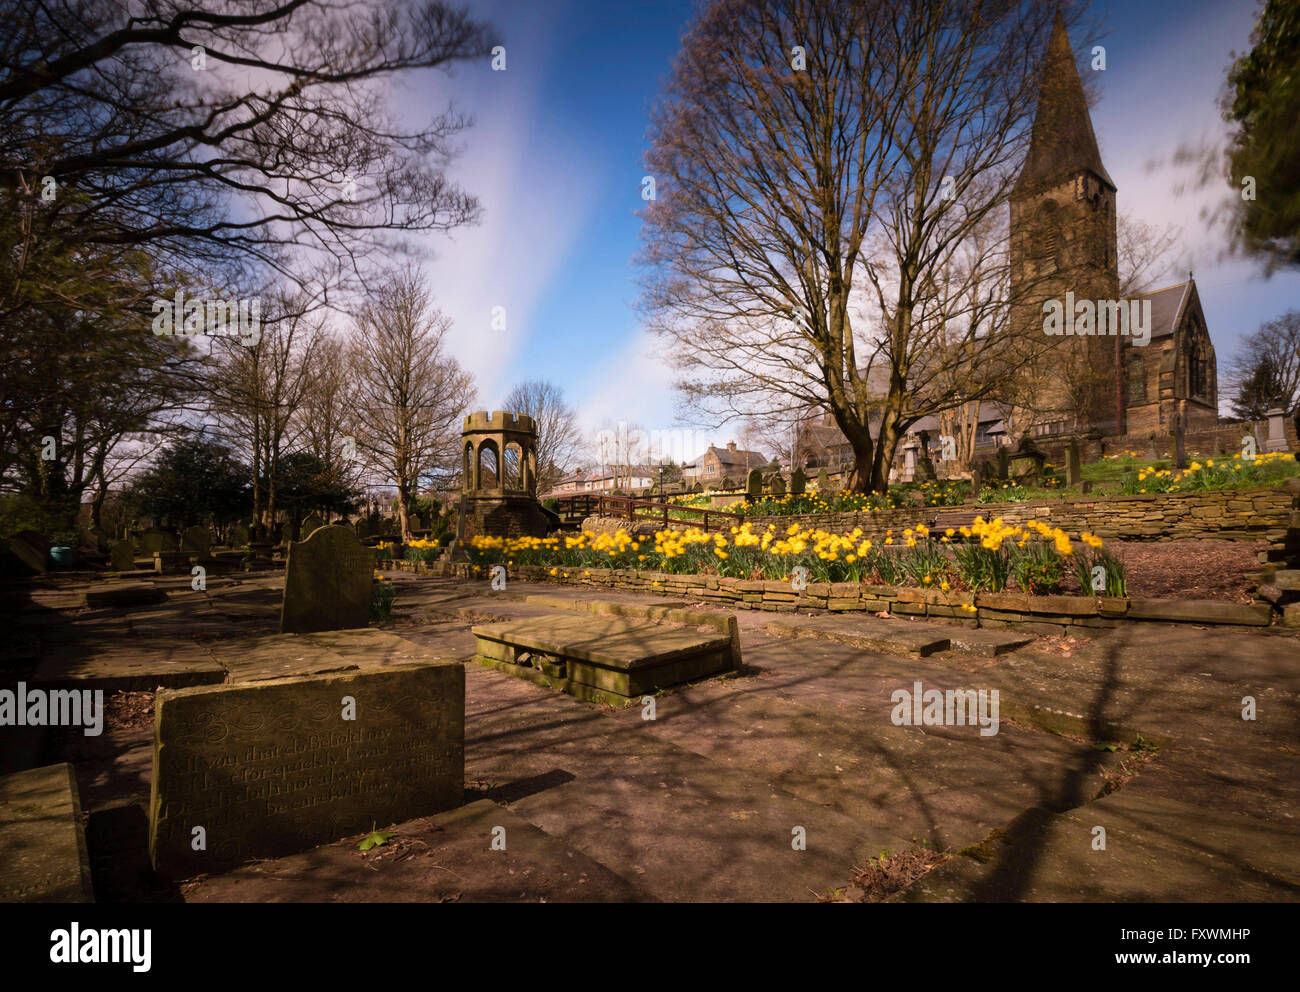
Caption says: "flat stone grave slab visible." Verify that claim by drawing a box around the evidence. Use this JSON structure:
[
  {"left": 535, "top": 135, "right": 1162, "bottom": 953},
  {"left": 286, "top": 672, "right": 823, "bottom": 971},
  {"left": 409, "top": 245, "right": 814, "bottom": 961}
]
[
  {"left": 0, "top": 763, "right": 94, "bottom": 902},
  {"left": 472, "top": 614, "right": 735, "bottom": 704},
  {"left": 149, "top": 662, "right": 465, "bottom": 877},
  {"left": 32, "top": 641, "right": 227, "bottom": 692},
  {"left": 84, "top": 581, "right": 166, "bottom": 609},
  {"left": 762, "top": 614, "right": 952, "bottom": 657},
  {"left": 202, "top": 629, "right": 452, "bottom": 682}
]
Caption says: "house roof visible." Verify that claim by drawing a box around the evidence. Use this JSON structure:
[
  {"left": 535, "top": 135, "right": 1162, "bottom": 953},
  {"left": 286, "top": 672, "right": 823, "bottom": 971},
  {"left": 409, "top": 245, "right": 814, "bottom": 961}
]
[
  {"left": 695, "top": 445, "right": 768, "bottom": 467},
  {"left": 1013, "top": 14, "right": 1115, "bottom": 196}
]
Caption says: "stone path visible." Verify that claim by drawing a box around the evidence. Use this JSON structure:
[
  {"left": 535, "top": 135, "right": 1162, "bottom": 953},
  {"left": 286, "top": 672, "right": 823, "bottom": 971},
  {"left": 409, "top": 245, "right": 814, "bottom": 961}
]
[{"left": 4, "top": 572, "right": 1297, "bottom": 902}]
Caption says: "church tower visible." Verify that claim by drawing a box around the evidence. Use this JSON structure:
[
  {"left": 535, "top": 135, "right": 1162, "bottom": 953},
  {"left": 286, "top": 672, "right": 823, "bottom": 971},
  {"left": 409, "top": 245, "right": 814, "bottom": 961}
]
[{"left": 1010, "top": 13, "right": 1120, "bottom": 437}]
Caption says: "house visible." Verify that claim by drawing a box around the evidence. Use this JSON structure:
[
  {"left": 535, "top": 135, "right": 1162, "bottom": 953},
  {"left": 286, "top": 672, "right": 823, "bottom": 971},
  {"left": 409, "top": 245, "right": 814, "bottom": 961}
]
[{"left": 683, "top": 441, "right": 769, "bottom": 486}]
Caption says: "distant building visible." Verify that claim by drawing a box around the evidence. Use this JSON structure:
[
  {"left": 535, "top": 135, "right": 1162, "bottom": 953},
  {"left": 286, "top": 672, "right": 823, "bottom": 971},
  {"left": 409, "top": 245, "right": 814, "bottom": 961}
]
[{"left": 683, "top": 441, "right": 769, "bottom": 485}]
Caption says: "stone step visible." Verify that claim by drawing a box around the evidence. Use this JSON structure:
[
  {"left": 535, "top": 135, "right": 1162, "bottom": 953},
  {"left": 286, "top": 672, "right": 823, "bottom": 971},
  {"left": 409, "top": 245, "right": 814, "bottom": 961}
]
[
  {"left": 0, "top": 763, "right": 94, "bottom": 902},
  {"left": 762, "top": 614, "right": 951, "bottom": 656}
]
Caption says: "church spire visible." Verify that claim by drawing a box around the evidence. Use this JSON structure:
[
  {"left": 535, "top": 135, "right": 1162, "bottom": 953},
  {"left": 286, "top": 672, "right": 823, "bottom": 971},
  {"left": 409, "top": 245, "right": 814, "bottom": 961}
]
[{"left": 1013, "top": 12, "right": 1114, "bottom": 196}]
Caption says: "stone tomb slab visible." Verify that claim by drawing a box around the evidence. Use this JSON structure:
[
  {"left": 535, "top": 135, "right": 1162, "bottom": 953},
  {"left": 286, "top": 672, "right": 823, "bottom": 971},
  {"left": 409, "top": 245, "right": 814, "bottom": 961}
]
[
  {"left": 279, "top": 525, "right": 374, "bottom": 634},
  {"left": 148, "top": 663, "right": 464, "bottom": 877},
  {"left": 0, "top": 763, "right": 94, "bottom": 902},
  {"left": 472, "top": 614, "right": 735, "bottom": 704},
  {"left": 762, "top": 614, "right": 952, "bottom": 657},
  {"left": 84, "top": 581, "right": 166, "bottom": 609}
]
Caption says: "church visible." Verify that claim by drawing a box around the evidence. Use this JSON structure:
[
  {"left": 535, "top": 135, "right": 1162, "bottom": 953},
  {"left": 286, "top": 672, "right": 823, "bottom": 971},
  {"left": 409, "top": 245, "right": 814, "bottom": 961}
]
[{"left": 1008, "top": 14, "right": 1219, "bottom": 440}]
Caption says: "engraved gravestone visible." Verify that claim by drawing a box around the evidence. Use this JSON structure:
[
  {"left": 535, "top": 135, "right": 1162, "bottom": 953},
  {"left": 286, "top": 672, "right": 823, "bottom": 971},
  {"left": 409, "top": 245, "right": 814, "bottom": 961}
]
[
  {"left": 279, "top": 525, "right": 373, "bottom": 634},
  {"left": 231, "top": 524, "right": 250, "bottom": 547},
  {"left": 110, "top": 542, "right": 135, "bottom": 571},
  {"left": 148, "top": 663, "right": 465, "bottom": 877},
  {"left": 140, "top": 529, "right": 175, "bottom": 556},
  {"left": 302, "top": 514, "right": 325, "bottom": 537}
]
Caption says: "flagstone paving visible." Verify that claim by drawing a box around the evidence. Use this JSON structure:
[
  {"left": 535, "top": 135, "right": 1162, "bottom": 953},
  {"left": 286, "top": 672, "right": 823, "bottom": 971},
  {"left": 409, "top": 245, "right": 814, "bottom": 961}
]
[{"left": 3, "top": 571, "right": 1296, "bottom": 902}]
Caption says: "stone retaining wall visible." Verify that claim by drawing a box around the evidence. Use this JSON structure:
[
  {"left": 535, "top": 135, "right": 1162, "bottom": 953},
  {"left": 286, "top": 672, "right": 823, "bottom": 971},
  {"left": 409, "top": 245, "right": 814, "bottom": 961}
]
[
  {"left": 394, "top": 559, "right": 1281, "bottom": 634},
  {"left": 745, "top": 486, "right": 1296, "bottom": 542}
]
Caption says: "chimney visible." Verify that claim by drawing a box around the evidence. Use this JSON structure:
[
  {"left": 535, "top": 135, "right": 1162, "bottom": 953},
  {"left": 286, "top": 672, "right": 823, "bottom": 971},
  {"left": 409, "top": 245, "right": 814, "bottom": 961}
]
[{"left": 727, "top": 441, "right": 736, "bottom": 452}]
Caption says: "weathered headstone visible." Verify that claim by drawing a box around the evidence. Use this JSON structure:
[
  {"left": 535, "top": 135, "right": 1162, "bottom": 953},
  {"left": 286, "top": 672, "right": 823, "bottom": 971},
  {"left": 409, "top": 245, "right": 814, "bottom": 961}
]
[
  {"left": 88, "top": 526, "right": 109, "bottom": 553},
  {"left": 1264, "top": 407, "right": 1288, "bottom": 453},
  {"left": 915, "top": 431, "right": 938, "bottom": 483},
  {"left": 790, "top": 467, "right": 807, "bottom": 495},
  {"left": 969, "top": 464, "right": 983, "bottom": 496},
  {"left": 281, "top": 521, "right": 295, "bottom": 545},
  {"left": 180, "top": 526, "right": 211, "bottom": 558},
  {"left": 1171, "top": 409, "right": 1187, "bottom": 470},
  {"left": 816, "top": 468, "right": 830, "bottom": 492},
  {"left": 995, "top": 446, "right": 1010, "bottom": 480},
  {"left": 148, "top": 663, "right": 465, "bottom": 877},
  {"left": 1144, "top": 432, "right": 1159, "bottom": 462},
  {"left": 279, "top": 525, "right": 374, "bottom": 634},
  {"left": 140, "top": 529, "right": 176, "bottom": 556},
  {"left": 1066, "top": 439, "right": 1082, "bottom": 488},
  {"left": 231, "top": 524, "right": 250, "bottom": 547},
  {"left": 355, "top": 519, "right": 370, "bottom": 540},
  {"left": 769, "top": 472, "right": 786, "bottom": 496},
  {"left": 8, "top": 531, "right": 49, "bottom": 574},
  {"left": 302, "top": 514, "right": 325, "bottom": 537},
  {"left": 110, "top": 541, "right": 135, "bottom": 571}
]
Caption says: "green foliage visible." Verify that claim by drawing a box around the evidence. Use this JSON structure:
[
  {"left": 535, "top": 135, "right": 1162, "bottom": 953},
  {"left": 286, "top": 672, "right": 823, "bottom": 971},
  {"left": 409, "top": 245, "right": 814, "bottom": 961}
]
[
  {"left": 357, "top": 825, "right": 395, "bottom": 851},
  {"left": 1222, "top": 0, "right": 1300, "bottom": 267},
  {"left": 128, "top": 436, "right": 251, "bottom": 529},
  {"left": 370, "top": 577, "right": 395, "bottom": 622},
  {"left": 1010, "top": 541, "right": 1065, "bottom": 595}
]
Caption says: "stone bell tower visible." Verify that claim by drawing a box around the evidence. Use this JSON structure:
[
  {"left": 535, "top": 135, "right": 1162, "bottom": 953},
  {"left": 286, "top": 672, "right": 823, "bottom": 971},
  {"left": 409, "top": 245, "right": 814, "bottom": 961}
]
[
  {"left": 459, "top": 410, "right": 551, "bottom": 540},
  {"left": 1009, "top": 13, "right": 1120, "bottom": 436}
]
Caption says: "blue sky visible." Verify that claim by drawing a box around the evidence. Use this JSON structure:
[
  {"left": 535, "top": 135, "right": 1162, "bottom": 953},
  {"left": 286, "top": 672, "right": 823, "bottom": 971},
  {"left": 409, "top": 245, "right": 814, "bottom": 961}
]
[{"left": 400, "top": 0, "right": 1299, "bottom": 460}]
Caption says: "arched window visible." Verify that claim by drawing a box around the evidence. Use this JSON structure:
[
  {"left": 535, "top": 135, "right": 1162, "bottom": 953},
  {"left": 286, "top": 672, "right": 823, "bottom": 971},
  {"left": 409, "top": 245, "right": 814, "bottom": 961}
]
[
  {"left": 1127, "top": 353, "right": 1146, "bottom": 404},
  {"left": 477, "top": 441, "right": 499, "bottom": 488},
  {"left": 502, "top": 443, "right": 522, "bottom": 490}
]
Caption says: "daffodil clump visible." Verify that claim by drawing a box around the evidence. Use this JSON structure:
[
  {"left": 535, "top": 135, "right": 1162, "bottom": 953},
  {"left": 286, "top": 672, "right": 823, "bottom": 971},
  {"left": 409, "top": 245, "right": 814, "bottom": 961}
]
[
  {"left": 370, "top": 570, "right": 395, "bottom": 621},
  {"left": 468, "top": 516, "right": 1122, "bottom": 595},
  {"left": 403, "top": 536, "right": 449, "bottom": 563},
  {"left": 1121, "top": 450, "right": 1296, "bottom": 494},
  {"left": 374, "top": 540, "right": 395, "bottom": 561}
]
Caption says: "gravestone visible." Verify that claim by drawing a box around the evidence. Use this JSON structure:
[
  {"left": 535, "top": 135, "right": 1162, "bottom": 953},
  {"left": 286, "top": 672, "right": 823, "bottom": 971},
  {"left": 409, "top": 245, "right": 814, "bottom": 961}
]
[
  {"left": 790, "top": 467, "right": 807, "bottom": 495},
  {"left": 995, "top": 446, "right": 1010, "bottom": 480},
  {"left": 1066, "top": 439, "right": 1082, "bottom": 488},
  {"left": 355, "top": 519, "right": 370, "bottom": 540},
  {"left": 1144, "top": 433, "right": 1159, "bottom": 462},
  {"left": 1170, "top": 409, "right": 1187, "bottom": 470},
  {"left": 8, "top": 531, "right": 49, "bottom": 574},
  {"left": 915, "top": 430, "right": 938, "bottom": 483},
  {"left": 180, "top": 526, "right": 211, "bottom": 558},
  {"left": 302, "top": 515, "right": 325, "bottom": 537},
  {"left": 140, "top": 529, "right": 176, "bottom": 556},
  {"left": 279, "top": 525, "right": 374, "bottom": 634},
  {"left": 231, "top": 524, "right": 250, "bottom": 547},
  {"left": 148, "top": 663, "right": 465, "bottom": 877},
  {"left": 1264, "top": 407, "right": 1288, "bottom": 453},
  {"left": 968, "top": 464, "right": 983, "bottom": 497},
  {"left": 816, "top": 468, "right": 830, "bottom": 492},
  {"left": 281, "top": 521, "right": 295, "bottom": 545},
  {"left": 769, "top": 472, "right": 786, "bottom": 496},
  {"left": 110, "top": 542, "right": 135, "bottom": 571}
]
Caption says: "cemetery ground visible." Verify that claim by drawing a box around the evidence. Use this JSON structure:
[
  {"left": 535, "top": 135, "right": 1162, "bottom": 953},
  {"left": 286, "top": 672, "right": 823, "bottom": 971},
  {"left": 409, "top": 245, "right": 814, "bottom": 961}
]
[{"left": 3, "top": 561, "right": 1297, "bottom": 904}]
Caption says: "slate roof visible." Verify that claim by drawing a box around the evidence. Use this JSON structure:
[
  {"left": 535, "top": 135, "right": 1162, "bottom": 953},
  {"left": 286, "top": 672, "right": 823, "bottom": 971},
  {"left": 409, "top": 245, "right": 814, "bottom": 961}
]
[
  {"left": 1136, "top": 280, "right": 1191, "bottom": 340},
  {"left": 1013, "top": 14, "right": 1115, "bottom": 196}
]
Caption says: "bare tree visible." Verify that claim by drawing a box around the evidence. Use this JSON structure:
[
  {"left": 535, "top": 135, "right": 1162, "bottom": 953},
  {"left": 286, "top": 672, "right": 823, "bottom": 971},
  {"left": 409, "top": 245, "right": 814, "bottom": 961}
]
[
  {"left": 502, "top": 379, "right": 582, "bottom": 494},
  {"left": 640, "top": 0, "right": 1082, "bottom": 492},
  {"left": 350, "top": 267, "right": 475, "bottom": 541},
  {"left": 297, "top": 331, "right": 364, "bottom": 505},
  {"left": 1223, "top": 309, "right": 1300, "bottom": 420},
  {"left": 206, "top": 291, "right": 324, "bottom": 539}
]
